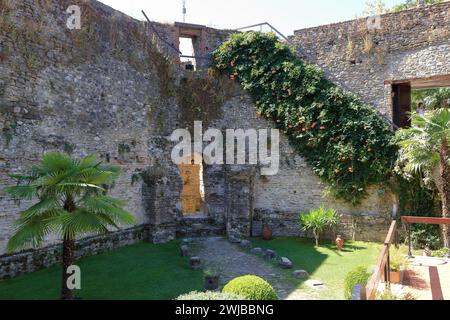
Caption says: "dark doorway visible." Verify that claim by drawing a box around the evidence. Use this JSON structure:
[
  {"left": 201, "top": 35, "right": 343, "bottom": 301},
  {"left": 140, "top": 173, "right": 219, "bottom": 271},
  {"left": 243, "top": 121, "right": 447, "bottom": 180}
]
[
  {"left": 392, "top": 83, "right": 412, "bottom": 128},
  {"left": 389, "top": 74, "right": 450, "bottom": 129}
]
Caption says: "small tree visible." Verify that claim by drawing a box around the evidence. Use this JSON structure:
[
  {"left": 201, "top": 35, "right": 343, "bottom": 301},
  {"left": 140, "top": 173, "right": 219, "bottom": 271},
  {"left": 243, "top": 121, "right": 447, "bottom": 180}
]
[
  {"left": 4, "top": 152, "right": 136, "bottom": 300},
  {"left": 299, "top": 206, "right": 341, "bottom": 246}
]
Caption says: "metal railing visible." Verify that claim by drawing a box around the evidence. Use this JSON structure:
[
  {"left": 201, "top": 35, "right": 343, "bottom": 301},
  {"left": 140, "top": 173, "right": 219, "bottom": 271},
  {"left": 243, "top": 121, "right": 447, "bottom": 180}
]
[
  {"left": 141, "top": 10, "right": 181, "bottom": 55},
  {"left": 141, "top": 10, "right": 210, "bottom": 61},
  {"left": 235, "top": 22, "right": 310, "bottom": 58}
]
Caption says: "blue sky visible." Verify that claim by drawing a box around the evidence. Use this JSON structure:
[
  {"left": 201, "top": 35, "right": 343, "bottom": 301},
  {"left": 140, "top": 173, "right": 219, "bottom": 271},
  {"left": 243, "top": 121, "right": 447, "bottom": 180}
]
[{"left": 98, "top": 0, "right": 406, "bottom": 36}]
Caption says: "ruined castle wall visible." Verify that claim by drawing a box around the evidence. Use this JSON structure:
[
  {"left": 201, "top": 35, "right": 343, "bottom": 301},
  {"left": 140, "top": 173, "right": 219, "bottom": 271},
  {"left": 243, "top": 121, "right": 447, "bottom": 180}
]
[
  {"left": 0, "top": 0, "right": 419, "bottom": 279},
  {"left": 0, "top": 0, "right": 230, "bottom": 271},
  {"left": 290, "top": 2, "right": 450, "bottom": 118}
]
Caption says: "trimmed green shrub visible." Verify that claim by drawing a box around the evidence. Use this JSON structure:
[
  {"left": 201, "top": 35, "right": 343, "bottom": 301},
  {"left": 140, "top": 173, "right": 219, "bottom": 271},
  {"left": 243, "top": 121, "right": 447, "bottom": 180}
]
[
  {"left": 432, "top": 248, "right": 450, "bottom": 258},
  {"left": 222, "top": 275, "right": 278, "bottom": 300},
  {"left": 344, "top": 265, "right": 371, "bottom": 300},
  {"left": 213, "top": 32, "right": 398, "bottom": 204},
  {"left": 176, "top": 291, "right": 246, "bottom": 300}
]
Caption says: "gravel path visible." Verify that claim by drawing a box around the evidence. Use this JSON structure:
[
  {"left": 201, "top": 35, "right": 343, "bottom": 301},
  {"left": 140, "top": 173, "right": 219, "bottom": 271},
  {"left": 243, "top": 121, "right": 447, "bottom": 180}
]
[{"left": 189, "top": 237, "right": 313, "bottom": 300}]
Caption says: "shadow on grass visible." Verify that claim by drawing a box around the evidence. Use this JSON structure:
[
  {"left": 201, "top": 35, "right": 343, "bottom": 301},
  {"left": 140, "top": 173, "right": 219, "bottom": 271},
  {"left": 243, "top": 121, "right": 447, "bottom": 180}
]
[
  {"left": 250, "top": 237, "right": 381, "bottom": 300},
  {"left": 0, "top": 241, "right": 203, "bottom": 300}
]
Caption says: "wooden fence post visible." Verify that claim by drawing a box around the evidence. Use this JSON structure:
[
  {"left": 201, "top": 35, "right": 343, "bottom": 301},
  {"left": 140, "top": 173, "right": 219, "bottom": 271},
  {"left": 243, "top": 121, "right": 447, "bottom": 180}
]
[{"left": 352, "top": 284, "right": 367, "bottom": 300}]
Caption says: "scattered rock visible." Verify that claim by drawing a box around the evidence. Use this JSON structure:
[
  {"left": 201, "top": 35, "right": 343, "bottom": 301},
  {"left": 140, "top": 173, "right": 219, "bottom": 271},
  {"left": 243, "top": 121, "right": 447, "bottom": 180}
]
[
  {"left": 293, "top": 270, "right": 309, "bottom": 279},
  {"left": 279, "top": 257, "right": 293, "bottom": 269},
  {"left": 239, "top": 240, "right": 252, "bottom": 249},
  {"left": 228, "top": 236, "right": 241, "bottom": 244},
  {"left": 305, "top": 279, "right": 325, "bottom": 289},
  {"left": 189, "top": 256, "right": 202, "bottom": 270},
  {"left": 264, "top": 249, "right": 277, "bottom": 260},
  {"left": 180, "top": 245, "right": 189, "bottom": 257},
  {"left": 250, "top": 247, "right": 263, "bottom": 255}
]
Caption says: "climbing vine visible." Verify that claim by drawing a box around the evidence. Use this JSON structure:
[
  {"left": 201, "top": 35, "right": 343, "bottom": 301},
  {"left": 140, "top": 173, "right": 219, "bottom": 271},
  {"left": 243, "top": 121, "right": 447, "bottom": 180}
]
[{"left": 212, "top": 32, "right": 398, "bottom": 204}]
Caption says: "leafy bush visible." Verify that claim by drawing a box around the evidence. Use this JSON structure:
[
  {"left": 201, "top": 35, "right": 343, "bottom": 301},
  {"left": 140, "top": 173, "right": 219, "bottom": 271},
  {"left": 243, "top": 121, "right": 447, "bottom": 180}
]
[
  {"left": 176, "top": 291, "right": 246, "bottom": 300},
  {"left": 299, "top": 206, "right": 341, "bottom": 246},
  {"left": 410, "top": 225, "right": 442, "bottom": 250},
  {"left": 389, "top": 247, "right": 409, "bottom": 272},
  {"left": 376, "top": 290, "right": 417, "bottom": 300},
  {"left": 222, "top": 275, "right": 278, "bottom": 300},
  {"left": 213, "top": 32, "right": 398, "bottom": 204},
  {"left": 344, "top": 265, "right": 371, "bottom": 300},
  {"left": 432, "top": 248, "right": 450, "bottom": 258}
]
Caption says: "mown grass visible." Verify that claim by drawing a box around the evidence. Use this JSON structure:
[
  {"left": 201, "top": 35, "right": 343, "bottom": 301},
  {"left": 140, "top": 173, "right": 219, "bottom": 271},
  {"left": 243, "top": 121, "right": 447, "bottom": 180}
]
[
  {"left": 251, "top": 238, "right": 382, "bottom": 300},
  {"left": 0, "top": 238, "right": 382, "bottom": 300},
  {"left": 0, "top": 241, "right": 203, "bottom": 300}
]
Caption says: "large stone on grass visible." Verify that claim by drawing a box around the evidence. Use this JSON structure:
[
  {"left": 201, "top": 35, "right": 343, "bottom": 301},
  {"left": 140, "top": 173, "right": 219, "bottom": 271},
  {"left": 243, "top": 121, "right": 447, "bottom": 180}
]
[
  {"left": 305, "top": 279, "right": 325, "bottom": 289},
  {"left": 239, "top": 240, "right": 252, "bottom": 249},
  {"left": 180, "top": 245, "right": 189, "bottom": 257},
  {"left": 189, "top": 257, "right": 202, "bottom": 270},
  {"left": 250, "top": 247, "right": 263, "bottom": 255},
  {"left": 279, "top": 257, "right": 293, "bottom": 269},
  {"left": 293, "top": 270, "right": 309, "bottom": 279},
  {"left": 228, "top": 236, "right": 241, "bottom": 244},
  {"left": 264, "top": 249, "right": 277, "bottom": 260}
]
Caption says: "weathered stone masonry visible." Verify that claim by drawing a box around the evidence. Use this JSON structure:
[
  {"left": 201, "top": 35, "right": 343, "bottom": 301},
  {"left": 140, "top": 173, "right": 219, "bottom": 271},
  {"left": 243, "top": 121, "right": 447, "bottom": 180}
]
[
  {"left": 2, "top": 0, "right": 449, "bottom": 279},
  {"left": 290, "top": 2, "right": 450, "bottom": 119}
]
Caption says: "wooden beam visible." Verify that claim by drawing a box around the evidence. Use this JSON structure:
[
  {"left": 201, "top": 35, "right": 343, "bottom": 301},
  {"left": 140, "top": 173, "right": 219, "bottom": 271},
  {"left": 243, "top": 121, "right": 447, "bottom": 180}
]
[
  {"left": 384, "top": 221, "right": 397, "bottom": 245},
  {"left": 401, "top": 216, "right": 450, "bottom": 225},
  {"left": 385, "top": 74, "right": 450, "bottom": 89}
]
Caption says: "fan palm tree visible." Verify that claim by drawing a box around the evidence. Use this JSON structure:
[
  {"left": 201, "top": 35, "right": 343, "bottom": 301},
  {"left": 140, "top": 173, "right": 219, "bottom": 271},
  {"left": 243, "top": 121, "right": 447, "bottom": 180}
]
[
  {"left": 4, "top": 152, "right": 136, "bottom": 300},
  {"left": 396, "top": 108, "right": 450, "bottom": 247}
]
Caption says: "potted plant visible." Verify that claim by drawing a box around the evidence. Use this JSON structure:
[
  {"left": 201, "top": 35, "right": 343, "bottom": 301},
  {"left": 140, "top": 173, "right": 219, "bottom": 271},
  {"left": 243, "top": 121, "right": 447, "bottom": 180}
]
[
  {"left": 383, "top": 247, "right": 409, "bottom": 284},
  {"left": 262, "top": 225, "right": 273, "bottom": 241}
]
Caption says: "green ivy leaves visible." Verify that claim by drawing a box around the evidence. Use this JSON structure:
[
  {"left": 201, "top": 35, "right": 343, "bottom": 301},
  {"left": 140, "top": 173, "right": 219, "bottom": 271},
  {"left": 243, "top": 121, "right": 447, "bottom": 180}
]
[{"left": 212, "top": 32, "right": 398, "bottom": 205}]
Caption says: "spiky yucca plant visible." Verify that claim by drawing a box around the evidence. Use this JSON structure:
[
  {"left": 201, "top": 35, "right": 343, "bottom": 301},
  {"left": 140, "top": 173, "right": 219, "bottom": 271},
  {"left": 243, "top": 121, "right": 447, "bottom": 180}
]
[
  {"left": 4, "top": 152, "right": 135, "bottom": 300},
  {"left": 396, "top": 108, "right": 450, "bottom": 247},
  {"left": 299, "top": 206, "right": 341, "bottom": 246}
]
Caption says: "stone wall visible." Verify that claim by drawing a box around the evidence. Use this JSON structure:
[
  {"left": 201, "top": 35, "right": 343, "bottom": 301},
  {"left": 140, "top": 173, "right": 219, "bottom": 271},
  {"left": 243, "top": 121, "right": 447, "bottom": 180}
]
[
  {"left": 0, "top": 0, "right": 231, "bottom": 261},
  {"left": 290, "top": 2, "right": 450, "bottom": 118},
  {"left": 0, "top": 225, "right": 149, "bottom": 279}
]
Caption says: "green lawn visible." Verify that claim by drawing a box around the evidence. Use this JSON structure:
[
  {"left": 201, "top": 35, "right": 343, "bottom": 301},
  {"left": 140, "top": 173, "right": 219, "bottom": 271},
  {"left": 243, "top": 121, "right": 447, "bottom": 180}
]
[
  {"left": 251, "top": 238, "right": 382, "bottom": 300},
  {"left": 0, "top": 241, "right": 203, "bottom": 300},
  {"left": 0, "top": 238, "right": 382, "bottom": 300}
]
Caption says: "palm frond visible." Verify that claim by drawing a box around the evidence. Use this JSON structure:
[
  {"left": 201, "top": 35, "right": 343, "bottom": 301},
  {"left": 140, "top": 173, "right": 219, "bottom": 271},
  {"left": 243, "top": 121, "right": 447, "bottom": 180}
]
[
  {"left": 4, "top": 185, "right": 38, "bottom": 200},
  {"left": 40, "top": 152, "right": 75, "bottom": 175},
  {"left": 55, "top": 209, "right": 110, "bottom": 239},
  {"left": 80, "top": 196, "right": 136, "bottom": 226},
  {"left": 7, "top": 209, "right": 63, "bottom": 252}
]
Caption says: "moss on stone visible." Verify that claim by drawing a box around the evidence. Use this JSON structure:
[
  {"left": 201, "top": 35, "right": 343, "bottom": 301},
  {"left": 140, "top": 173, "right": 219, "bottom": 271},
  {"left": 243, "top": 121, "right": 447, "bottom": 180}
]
[{"left": 176, "top": 68, "right": 234, "bottom": 128}]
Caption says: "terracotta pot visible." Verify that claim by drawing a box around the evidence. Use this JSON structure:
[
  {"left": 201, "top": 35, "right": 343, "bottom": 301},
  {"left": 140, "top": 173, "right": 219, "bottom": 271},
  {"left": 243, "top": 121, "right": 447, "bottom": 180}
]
[
  {"left": 262, "top": 226, "right": 273, "bottom": 241},
  {"left": 335, "top": 235, "right": 344, "bottom": 251},
  {"left": 381, "top": 270, "right": 402, "bottom": 284}
]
